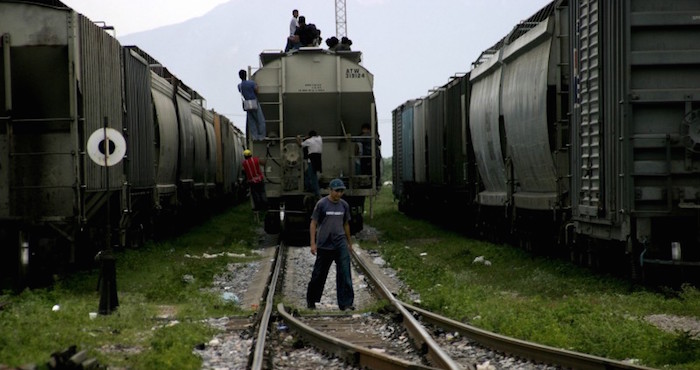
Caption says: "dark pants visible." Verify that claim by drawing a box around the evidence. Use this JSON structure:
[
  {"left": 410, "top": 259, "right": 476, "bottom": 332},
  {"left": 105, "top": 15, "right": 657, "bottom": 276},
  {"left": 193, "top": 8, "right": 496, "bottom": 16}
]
[
  {"left": 307, "top": 246, "right": 354, "bottom": 308},
  {"left": 246, "top": 105, "right": 266, "bottom": 141},
  {"left": 305, "top": 163, "right": 320, "bottom": 197},
  {"left": 250, "top": 182, "right": 267, "bottom": 211}
]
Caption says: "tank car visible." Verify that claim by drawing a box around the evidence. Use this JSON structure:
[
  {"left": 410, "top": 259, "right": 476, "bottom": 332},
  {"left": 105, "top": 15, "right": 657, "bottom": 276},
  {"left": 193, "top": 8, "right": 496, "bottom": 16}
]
[
  {"left": 249, "top": 48, "right": 380, "bottom": 237},
  {"left": 0, "top": 0, "right": 245, "bottom": 288}
]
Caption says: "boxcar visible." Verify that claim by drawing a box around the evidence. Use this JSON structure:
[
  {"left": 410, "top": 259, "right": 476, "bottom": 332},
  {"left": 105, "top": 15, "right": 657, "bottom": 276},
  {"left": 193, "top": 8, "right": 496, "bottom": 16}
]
[{"left": 570, "top": 0, "right": 700, "bottom": 271}]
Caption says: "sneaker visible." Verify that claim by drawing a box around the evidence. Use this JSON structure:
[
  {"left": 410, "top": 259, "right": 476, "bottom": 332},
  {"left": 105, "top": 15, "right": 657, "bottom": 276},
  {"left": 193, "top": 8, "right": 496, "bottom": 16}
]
[
  {"left": 307, "top": 301, "right": 316, "bottom": 310},
  {"left": 339, "top": 305, "right": 355, "bottom": 311}
]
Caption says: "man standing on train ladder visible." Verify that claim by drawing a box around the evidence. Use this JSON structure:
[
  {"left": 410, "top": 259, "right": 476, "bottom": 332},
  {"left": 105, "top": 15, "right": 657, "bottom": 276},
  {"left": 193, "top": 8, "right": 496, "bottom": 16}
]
[
  {"left": 242, "top": 149, "right": 267, "bottom": 215},
  {"left": 306, "top": 178, "right": 355, "bottom": 311}
]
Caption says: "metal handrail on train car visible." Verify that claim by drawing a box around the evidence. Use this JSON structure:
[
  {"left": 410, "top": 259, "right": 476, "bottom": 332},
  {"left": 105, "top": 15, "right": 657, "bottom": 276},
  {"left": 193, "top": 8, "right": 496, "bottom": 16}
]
[{"left": 3, "top": 33, "right": 11, "bottom": 112}]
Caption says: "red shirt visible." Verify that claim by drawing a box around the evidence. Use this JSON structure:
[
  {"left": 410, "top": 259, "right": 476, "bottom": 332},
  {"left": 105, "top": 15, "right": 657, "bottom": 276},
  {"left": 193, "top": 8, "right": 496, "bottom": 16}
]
[{"left": 242, "top": 156, "right": 264, "bottom": 184}]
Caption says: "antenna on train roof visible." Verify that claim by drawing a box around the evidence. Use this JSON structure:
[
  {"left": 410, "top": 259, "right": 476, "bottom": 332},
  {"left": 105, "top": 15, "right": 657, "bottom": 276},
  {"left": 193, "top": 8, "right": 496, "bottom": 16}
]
[{"left": 335, "top": 0, "right": 347, "bottom": 38}]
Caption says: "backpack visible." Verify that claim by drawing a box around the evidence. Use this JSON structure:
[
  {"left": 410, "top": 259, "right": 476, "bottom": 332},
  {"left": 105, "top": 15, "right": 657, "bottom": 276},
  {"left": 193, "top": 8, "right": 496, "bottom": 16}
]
[{"left": 307, "top": 24, "right": 321, "bottom": 45}]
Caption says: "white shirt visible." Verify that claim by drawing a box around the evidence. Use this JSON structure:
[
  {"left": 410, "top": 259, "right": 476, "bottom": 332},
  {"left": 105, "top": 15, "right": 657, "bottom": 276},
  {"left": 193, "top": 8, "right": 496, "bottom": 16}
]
[
  {"left": 301, "top": 135, "right": 323, "bottom": 154},
  {"left": 290, "top": 16, "right": 299, "bottom": 36}
]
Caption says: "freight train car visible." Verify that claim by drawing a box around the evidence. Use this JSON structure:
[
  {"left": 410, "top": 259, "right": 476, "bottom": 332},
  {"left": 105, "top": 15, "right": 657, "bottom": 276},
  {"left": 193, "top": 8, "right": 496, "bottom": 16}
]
[
  {"left": 0, "top": 0, "right": 245, "bottom": 287},
  {"left": 0, "top": 0, "right": 127, "bottom": 284},
  {"left": 249, "top": 48, "right": 380, "bottom": 237},
  {"left": 569, "top": 0, "right": 700, "bottom": 275},
  {"left": 392, "top": 74, "right": 478, "bottom": 229},
  {"left": 393, "top": 0, "right": 700, "bottom": 280},
  {"left": 470, "top": 2, "right": 571, "bottom": 247}
]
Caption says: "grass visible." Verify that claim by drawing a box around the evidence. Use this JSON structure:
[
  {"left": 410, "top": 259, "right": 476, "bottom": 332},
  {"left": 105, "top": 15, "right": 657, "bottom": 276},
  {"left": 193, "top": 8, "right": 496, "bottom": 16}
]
[
  {"left": 3, "top": 176, "right": 699, "bottom": 369},
  {"left": 0, "top": 202, "right": 260, "bottom": 368},
  {"left": 362, "top": 187, "right": 700, "bottom": 369}
]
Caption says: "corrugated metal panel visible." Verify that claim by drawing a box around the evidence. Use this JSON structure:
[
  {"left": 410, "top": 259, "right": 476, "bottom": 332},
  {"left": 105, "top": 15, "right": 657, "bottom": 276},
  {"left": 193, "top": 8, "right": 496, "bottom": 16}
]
[
  {"left": 151, "top": 73, "right": 178, "bottom": 194},
  {"left": 444, "top": 76, "right": 467, "bottom": 188},
  {"left": 214, "top": 113, "right": 239, "bottom": 194},
  {"left": 203, "top": 109, "right": 217, "bottom": 188},
  {"left": 401, "top": 103, "right": 415, "bottom": 183},
  {"left": 413, "top": 100, "right": 427, "bottom": 183},
  {"left": 627, "top": 0, "right": 700, "bottom": 214},
  {"left": 175, "top": 87, "right": 194, "bottom": 185},
  {"left": 232, "top": 125, "right": 245, "bottom": 185},
  {"left": 391, "top": 106, "right": 403, "bottom": 199},
  {"left": 123, "top": 48, "right": 155, "bottom": 189},
  {"left": 190, "top": 100, "right": 207, "bottom": 188},
  {"left": 214, "top": 113, "right": 226, "bottom": 187},
  {"left": 501, "top": 19, "right": 558, "bottom": 198},
  {"left": 574, "top": 0, "right": 602, "bottom": 217},
  {"left": 469, "top": 59, "right": 508, "bottom": 206},
  {"left": 79, "top": 14, "right": 124, "bottom": 191},
  {"left": 426, "top": 90, "right": 445, "bottom": 185}
]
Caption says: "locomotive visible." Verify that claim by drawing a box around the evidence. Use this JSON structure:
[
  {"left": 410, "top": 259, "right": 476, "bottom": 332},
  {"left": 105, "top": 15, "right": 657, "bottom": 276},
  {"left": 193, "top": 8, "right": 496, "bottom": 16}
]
[
  {"left": 393, "top": 0, "right": 700, "bottom": 279},
  {"left": 248, "top": 47, "right": 381, "bottom": 237},
  {"left": 0, "top": 0, "right": 246, "bottom": 287}
]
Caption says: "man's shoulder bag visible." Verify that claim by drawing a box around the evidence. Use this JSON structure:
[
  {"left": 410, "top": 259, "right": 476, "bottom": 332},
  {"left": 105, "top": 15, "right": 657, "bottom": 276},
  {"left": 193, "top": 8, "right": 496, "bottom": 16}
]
[{"left": 242, "top": 98, "right": 258, "bottom": 111}]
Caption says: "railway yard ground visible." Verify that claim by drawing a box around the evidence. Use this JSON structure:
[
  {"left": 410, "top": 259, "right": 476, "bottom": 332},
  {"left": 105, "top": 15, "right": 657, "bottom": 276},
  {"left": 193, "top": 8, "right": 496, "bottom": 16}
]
[{"left": 1, "top": 188, "right": 700, "bottom": 369}]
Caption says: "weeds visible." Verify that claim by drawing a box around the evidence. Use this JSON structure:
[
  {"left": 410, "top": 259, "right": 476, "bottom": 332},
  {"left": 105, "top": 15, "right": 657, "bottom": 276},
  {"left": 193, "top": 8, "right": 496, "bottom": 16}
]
[
  {"left": 0, "top": 202, "right": 259, "bottom": 368},
  {"left": 363, "top": 188, "right": 700, "bottom": 369}
]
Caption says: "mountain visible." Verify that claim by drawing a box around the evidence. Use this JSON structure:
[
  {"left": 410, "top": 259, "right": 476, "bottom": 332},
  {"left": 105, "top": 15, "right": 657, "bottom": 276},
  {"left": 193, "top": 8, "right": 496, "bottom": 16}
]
[
  {"left": 119, "top": 0, "right": 554, "bottom": 158},
  {"left": 120, "top": 1, "right": 292, "bottom": 127}
]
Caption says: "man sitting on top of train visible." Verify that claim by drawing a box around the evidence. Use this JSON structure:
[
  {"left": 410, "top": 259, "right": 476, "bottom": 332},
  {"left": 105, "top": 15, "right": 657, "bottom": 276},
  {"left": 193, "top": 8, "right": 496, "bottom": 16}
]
[
  {"left": 297, "top": 130, "right": 322, "bottom": 197},
  {"left": 290, "top": 16, "right": 320, "bottom": 48},
  {"left": 285, "top": 9, "right": 299, "bottom": 52}
]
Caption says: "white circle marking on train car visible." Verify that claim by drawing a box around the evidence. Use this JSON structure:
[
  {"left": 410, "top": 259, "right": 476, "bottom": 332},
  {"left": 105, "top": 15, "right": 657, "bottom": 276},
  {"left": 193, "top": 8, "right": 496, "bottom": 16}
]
[{"left": 87, "top": 128, "right": 126, "bottom": 167}]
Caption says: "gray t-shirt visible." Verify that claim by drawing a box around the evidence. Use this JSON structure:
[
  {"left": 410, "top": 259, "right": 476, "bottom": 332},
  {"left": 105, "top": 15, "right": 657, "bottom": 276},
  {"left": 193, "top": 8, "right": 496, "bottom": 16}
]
[{"left": 312, "top": 196, "right": 351, "bottom": 250}]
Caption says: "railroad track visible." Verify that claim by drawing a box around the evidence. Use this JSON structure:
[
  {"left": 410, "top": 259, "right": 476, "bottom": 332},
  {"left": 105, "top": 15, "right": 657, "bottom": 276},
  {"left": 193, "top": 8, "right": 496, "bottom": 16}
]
[{"left": 242, "top": 240, "right": 657, "bottom": 370}]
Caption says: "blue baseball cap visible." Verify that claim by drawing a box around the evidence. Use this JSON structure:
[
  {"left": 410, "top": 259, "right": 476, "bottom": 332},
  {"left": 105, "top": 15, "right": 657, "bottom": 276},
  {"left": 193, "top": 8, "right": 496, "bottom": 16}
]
[{"left": 329, "top": 178, "right": 346, "bottom": 190}]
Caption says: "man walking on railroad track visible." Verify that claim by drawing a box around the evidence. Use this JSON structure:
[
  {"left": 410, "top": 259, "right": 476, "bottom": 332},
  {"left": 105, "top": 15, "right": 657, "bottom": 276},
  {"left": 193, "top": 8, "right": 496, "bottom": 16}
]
[{"left": 306, "top": 178, "right": 354, "bottom": 311}]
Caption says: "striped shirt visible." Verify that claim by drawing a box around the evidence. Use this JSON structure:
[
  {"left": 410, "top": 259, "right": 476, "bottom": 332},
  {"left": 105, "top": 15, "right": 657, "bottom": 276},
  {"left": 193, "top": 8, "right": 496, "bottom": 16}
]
[{"left": 242, "top": 156, "right": 264, "bottom": 184}]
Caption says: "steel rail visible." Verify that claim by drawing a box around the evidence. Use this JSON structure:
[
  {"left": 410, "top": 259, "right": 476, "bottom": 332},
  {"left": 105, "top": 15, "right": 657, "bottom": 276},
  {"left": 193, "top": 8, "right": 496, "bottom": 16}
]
[
  {"left": 351, "top": 246, "right": 657, "bottom": 370},
  {"left": 402, "top": 302, "right": 657, "bottom": 370},
  {"left": 277, "top": 303, "right": 440, "bottom": 370},
  {"left": 350, "top": 248, "right": 464, "bottom": 370},
  {"left": 250, "top": 242, "right": 284, "bottom": 370}
]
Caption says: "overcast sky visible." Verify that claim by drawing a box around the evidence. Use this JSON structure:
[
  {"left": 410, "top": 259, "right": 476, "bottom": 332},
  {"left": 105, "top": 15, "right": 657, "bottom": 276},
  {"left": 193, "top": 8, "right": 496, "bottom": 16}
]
[
  {"left": 60, "top": 0, "right": 231, "bottom": 36},
  {"left": 59, "top": 0, "right": 553, "bottom": 157}
]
